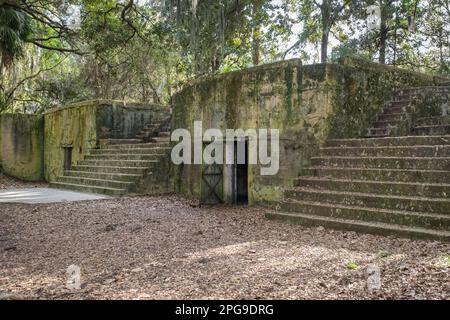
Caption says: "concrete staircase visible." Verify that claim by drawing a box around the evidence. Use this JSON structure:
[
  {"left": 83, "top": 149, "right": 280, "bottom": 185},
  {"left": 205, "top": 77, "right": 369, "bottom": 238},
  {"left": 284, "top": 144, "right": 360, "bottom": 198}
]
[
  {"left": 414, "top": 116, "right": 450, "bottom": 136},
  {"left": 50, "top": 119, "right": 172, "bottom": 196},
  {"left": 268, "top": 86, "right": 450, "bottom": 241},
  {"left": 135, "top": 115, "right": 171, "bottom": 142},
  {"left": 367, "top": 86, "right": 450, "bottom": 138}
]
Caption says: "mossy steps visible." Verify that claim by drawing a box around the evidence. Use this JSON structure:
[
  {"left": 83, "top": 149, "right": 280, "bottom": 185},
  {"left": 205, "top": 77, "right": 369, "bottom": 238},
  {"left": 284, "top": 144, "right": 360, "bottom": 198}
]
[
  {"left": 50, "top": 122, "right": 171, "bottom": 196},
  {"left": 270, "top": 133, "right": 450, "bottom": 240},
  {"left": 366, "top": 86, "right": 450, "bottom": 138},
  {"left": 268, "top": 86, "right": 450, "bottom": 241},
  {"left": 266, "top": 212, "right": 450, "bottom": 241}
]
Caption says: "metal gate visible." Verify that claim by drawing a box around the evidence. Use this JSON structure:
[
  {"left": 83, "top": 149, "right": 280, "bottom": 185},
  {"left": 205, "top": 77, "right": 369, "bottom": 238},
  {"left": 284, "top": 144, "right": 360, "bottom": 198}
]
[{"left": 201, "top": 162, "right": 223, "bottom": 204}]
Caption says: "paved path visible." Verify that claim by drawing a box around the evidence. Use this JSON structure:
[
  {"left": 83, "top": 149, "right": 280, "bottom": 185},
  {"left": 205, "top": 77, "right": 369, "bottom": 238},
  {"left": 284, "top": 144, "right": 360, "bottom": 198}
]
[{"left": 0, "top": 188, "right": 109, "bottom": 204}]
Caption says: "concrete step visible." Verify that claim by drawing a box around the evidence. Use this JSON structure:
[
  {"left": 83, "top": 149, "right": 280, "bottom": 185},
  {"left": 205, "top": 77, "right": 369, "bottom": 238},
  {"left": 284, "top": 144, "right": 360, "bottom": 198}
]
[
  {"left": 277, "top": 200, "right": 450, "bottom": 231},
  {"left": 65, "top": 170, "right": 142, "bottom": 182},
  {"left": 99, "top": 139, "right": 143, "bottom": 146},
  {"left": 85, "top": 154, "right": 166, "bottom": 161},
  {"left": 415, "top": 116, "right": 450, "bottom": 127},
  {"left": 56, "top": 176, "right": 133, "bottom": 190},
  {"left": 366, "top": 127, "right": 390, "bottom": 137},
  {"left": 393, "top": 91, "right": 419, "bottom": 98},
  {"left": 311, "top": 156, "right": 450, "bottom": 170},
  {"left": 265, "top": 211, "right": 450, "bottom": 241},
  {"left": 396, "top": 86, "right": 450, "bottom": 94},
  {"left": 49, "top": 182, "right": 126, "bottom": 196},
  {"left": 159, "top": 131, "right": 170, "bottom": 137},
  {"left": 136, "top": 132, "right": 156, "bottom": 139},
  {"left": 150, "top": 137, "right": 171, "bottom": 143},
  {"left": 78, "top": 159, "right": 158, "bottom": 167},
  {"left": 389, "top": 100, "right": 412, "bottom": 107},
  {"left": 302, "top": 167, "right": 450, "bottom": 184},
  {"left": 325, "top": 135, "right": 450, "bottom": 147},
  {"left": 143, "top": 125, "right": 158, "bottom": 130},
  {"left": 383, "top": 106, "right": 409, "bottom": 114},
  {"left": 140, "top": 127, "right": 158, "bottom": 132},
  {"left": 377, "top": 113, "right": 404, "bottom": 122},
  {"left": 374, "top": 120, "right": 400, "bottom": 128},
  {"left": 285, "top": 187, "right": 450, "bottom": 214},
  {"left": 71, "top": 165, "right": 149, "bottom": 174},
  {"left": 107, "top": 142, "right": 170, "bottom": 149},
  {"left": 90, "top": 147, "right": 171, "bottom": 155},
  {"left": 319, "top": 145, "right": 450, "bottom": 157},
  {"left": 295, "top": 176, "right": 450, "bottom": 198},
  {"left": 413, "top": 125, "right": 450, "bottom": 136}
]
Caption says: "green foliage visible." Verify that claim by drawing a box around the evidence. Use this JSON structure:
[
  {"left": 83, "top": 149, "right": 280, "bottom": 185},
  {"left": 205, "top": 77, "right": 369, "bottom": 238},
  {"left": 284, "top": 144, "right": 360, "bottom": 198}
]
[
  {"left": 346, "top": 261, "right": 360, "bottom": 270},
  {"left": 331, "top": 39, "right": 371, "bottom": 62},
  {"left": 0, "top": 6, "right": 32, "bottom": 68},
  {"left": 0, "top": 0, "right": 448, "bottom": 113}
]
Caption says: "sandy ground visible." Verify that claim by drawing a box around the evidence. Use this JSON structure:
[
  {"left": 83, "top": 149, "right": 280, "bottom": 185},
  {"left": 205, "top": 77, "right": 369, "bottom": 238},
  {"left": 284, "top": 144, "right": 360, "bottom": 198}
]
[{"left": 0, "top": 194, "right": 448, "bottom": 300}]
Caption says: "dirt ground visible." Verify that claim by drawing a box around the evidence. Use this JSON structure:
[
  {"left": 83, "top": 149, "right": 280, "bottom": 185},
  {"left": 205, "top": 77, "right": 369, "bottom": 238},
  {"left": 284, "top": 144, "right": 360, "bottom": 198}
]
[{"left": 0, "top": 193, "right": 448, "bottom": 300}]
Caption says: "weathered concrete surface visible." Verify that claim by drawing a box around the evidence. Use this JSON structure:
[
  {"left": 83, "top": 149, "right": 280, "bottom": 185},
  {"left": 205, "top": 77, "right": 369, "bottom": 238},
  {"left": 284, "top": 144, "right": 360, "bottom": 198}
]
[
  {"left": 171, "top": 57, "right": 438, "bottom": 204},
  {"left": 0, "top": 114, "right": 44, "bottom": 181},
  {"left": 44, "top": 100, "right": 169, "bottom": 182},
  {"left": 0, "top": 188, "right": 109, "bottom": 204}
]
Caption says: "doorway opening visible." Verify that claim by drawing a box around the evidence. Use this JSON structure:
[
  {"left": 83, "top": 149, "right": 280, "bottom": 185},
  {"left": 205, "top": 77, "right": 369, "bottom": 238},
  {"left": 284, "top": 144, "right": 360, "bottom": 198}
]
[
  {"left": 63, "top": 146, "right": 73, "bottom": 171},
  {"left": 233, "top": 139, "right": 248, "bottom": 205},
  {"left": 201, "top": 142, "right": 223, "bottom": 205}
]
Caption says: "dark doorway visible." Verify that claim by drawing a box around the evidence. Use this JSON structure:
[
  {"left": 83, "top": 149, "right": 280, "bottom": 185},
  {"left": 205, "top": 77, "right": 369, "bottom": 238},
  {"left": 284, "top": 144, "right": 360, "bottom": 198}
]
[
  {"left": 63, "top": 146, "right": 73, "bottom": 171},
  {"left": 234, "top": 140, "right": 248, "bottom": 204}
]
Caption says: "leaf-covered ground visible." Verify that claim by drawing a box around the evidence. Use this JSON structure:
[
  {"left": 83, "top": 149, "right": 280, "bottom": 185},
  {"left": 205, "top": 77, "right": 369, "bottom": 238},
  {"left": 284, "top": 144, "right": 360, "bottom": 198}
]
[
  {"left": 0, "top": 172, "right": 47, "bottom": 190},
  {"left": 0, "top": 194, "right": 448, "bottom": 300}
]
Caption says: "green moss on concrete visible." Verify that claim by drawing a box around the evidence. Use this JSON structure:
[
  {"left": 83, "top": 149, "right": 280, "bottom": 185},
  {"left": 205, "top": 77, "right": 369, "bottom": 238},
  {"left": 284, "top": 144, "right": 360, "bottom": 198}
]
[
  {"left": 0, "top": 114, "right": 44, "bottom": 181},
  {"left": 171, "top": 58, "right": 438, "bottom": 204},
  {"left": 327, "top": 59, "right": 436, "bottom": 139},
  {"left": 44, "top": 101, "right": 98, "bottom": 182},
  {"left": 44, "top": 100, "right": 169, "bottom": 182}
]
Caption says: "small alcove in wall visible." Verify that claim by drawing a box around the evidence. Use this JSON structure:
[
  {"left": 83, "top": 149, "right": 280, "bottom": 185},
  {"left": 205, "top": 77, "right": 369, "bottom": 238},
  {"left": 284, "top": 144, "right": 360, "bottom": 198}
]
[{"left": 63, "top": 146, "right": 73, "bottom": 171}]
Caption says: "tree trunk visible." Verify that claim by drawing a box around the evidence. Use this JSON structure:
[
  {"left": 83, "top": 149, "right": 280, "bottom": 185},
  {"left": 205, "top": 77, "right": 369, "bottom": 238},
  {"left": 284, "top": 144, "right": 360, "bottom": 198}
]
[
  {"left": 252, "top": 29, "right": 261, "bottom": 65},
  {"left": 321, "top": 28, "right": 329, "bottom": 63},
  {"left": 379, "top": 3, "right": 388, "bottom": 64},
  {"left": 320, "top": 0, "right": 331, "bottom": 63},
  {"left": 252, "top": 0, "right": 262, "bottom": 66}
]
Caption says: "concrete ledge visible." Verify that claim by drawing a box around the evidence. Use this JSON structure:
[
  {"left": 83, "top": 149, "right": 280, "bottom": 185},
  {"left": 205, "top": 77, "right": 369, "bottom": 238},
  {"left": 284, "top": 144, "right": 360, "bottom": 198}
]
[{"left": 44, "top": 99, "right": 168, "bottom": 115}]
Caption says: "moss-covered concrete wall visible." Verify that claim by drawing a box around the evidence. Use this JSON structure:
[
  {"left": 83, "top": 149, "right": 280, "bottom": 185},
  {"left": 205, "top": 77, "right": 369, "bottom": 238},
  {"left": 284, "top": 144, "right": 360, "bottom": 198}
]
[
  {"left": 96, "top": 102, "right": 168, "bottom": 139},
  {"left": 0, "top": 114, "right": 44, "bottom": 181},
  {"left": 44, "top": 100, "right": 168, "bottom": 182},
  {"left": 44, "top": 101, "right": 98, "bottom": 182},
  {"left": 328, "top": 57, "right": 437, "bottom": 138},
  {"left": 171, "top": 57, "right": 437, "bottom": 204}
]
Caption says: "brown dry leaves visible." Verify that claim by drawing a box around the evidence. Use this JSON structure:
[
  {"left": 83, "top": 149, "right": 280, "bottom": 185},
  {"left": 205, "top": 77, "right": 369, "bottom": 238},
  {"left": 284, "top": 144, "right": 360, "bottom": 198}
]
[
  {"left": 0, "top": 172, "right": 47, "bottom": 190},
  {"left": 0, "top": 195, "right": 449, "bottom": 300}
]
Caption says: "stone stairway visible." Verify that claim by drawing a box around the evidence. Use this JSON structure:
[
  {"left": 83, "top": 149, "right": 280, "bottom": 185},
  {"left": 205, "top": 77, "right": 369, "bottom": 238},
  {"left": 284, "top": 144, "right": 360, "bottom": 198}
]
[
  {"left": 135, "top": 115, "right": 171, "bottom": 142},
  {"left": 267, "top": 86, "right": 450, "bottom": 241},
  {"left": 414, "top": 116, "right": 450, "bottom": 136},
  {"left": 367, "top": 86, "right": 450, "bottom": 138},
  {"left": 50, "top": 120, "right": 172, "bottom": 196}
]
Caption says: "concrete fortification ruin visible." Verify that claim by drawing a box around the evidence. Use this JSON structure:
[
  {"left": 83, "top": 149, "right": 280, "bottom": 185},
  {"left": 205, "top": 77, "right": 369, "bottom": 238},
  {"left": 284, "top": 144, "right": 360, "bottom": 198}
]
[{"left": 1, "top": 57, "right": 449, "bottom": 240}]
